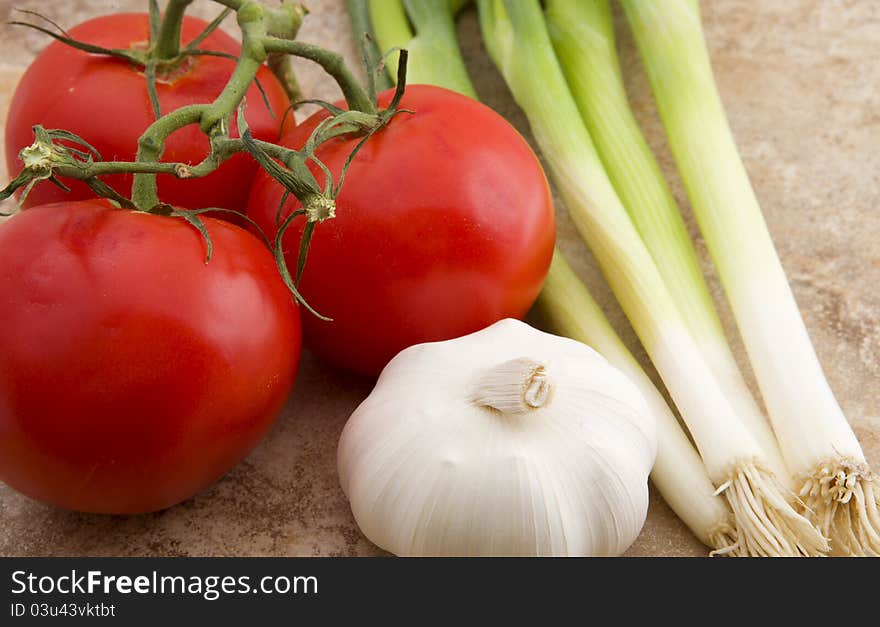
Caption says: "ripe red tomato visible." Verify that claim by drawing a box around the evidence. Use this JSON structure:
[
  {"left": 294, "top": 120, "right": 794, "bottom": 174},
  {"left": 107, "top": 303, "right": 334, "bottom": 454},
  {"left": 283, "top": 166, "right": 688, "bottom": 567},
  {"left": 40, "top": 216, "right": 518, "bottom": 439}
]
[
  {"left": 4, "top": 13, "right": 293, "bottom": 211},
  {"left": 0, "top": 200, "right": 301, "bottom": 514},
  {"left": 247, "top": 85, "right": 555, "bottom": 376}
]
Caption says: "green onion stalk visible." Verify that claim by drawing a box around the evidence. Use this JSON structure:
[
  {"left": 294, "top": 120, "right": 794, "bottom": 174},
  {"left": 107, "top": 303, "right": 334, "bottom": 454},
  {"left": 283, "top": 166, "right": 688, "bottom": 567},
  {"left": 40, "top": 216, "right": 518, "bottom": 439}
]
[
  {"left": 366, "top": 0, "right": 476, "bottom": 97},
  {"left": 544, "top": 0, "right": 789, "bottom": 485},
  {"left": 477, "top": 0, "right": 826, "bottom": 555},
  {"left": 622, "top": 0, "right": 879, "bottom": 555},
  {"left": 355, "top": 0, "right": 739, "bottom": 553}
]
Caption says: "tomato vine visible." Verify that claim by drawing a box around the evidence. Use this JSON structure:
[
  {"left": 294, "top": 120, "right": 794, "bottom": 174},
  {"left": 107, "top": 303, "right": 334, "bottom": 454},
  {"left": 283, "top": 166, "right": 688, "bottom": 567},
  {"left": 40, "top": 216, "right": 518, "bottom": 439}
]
[{"left": 1, "top": 0, "right": 409, "bottom": 314}]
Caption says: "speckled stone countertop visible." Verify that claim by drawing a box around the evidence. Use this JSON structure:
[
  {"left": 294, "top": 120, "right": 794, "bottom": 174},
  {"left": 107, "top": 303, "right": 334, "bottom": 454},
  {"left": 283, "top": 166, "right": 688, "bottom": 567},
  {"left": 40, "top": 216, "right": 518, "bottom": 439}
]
[{"left": 0, "top": 0, "right": 877, "bottom": 557}]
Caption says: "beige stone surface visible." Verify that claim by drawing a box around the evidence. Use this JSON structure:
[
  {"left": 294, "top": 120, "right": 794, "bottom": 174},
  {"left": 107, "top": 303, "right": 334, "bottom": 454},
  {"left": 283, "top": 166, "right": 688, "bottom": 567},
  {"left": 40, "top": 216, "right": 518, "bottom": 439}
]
[{"left": 0, "top": 0, "right": 877, "bottom": 557}]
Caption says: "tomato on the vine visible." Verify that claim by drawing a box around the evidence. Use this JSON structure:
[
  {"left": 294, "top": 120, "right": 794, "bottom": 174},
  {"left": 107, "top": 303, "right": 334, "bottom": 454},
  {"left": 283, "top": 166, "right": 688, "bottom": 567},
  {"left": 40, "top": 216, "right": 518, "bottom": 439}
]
[
  {"left": 247, "top": 85, "right": 555, "bottom": 376},
  {"left": 4, "top": 13, "right": 293, "bottom": 211},
  {"left": 0, "top": 199, "right": 301, "bottom": 514}
]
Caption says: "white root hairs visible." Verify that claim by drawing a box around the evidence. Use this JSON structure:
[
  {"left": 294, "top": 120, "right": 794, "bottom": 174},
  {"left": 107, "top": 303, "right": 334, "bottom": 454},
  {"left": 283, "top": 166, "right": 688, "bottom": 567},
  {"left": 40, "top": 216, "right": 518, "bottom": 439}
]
[
  {"left": 707, "top": 522, "right": 740, "bottom": 557},
  {"left": 799, "top": 461, "right": 880, "bottom": 556},
  {"left": 714, "top": 463, "right": 828, "bottom": 557}
]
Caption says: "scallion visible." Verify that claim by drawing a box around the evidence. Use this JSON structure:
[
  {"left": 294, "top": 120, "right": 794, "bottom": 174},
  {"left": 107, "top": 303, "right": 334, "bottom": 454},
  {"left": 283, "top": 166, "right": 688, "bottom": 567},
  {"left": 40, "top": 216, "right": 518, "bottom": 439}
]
[
  {"left": 622, "top": 0, "right": 879, "bottom": 555},
  {"left": 544, "top": 0, "right": 789, "bottom": 483},
  {"left": 367, "top": 0, "right": 476, "bottom": 97}
]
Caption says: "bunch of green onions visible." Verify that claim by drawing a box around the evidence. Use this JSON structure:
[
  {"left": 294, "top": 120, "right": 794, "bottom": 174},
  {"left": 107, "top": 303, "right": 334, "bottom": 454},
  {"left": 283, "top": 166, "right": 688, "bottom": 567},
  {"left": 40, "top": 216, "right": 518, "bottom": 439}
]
[
  {"left": 352, "top": 0, "right": 878, "bottom": 556},
  {"left": 620, "top": 0, "right": 879, "bottom": 555}
]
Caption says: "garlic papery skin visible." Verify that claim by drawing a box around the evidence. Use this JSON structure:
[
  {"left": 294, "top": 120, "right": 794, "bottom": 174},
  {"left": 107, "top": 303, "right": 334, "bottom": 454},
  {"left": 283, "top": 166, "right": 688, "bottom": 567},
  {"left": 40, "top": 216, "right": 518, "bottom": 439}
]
[{"left": 337, "top": 318, "right": 657, "bottom": 557}]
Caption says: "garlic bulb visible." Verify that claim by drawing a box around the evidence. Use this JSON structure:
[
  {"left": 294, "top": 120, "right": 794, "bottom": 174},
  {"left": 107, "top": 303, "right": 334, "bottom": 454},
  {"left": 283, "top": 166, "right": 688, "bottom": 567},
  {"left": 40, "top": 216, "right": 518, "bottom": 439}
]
[{"left": 337, "top": 318, "right": 657, "bottom": 556}]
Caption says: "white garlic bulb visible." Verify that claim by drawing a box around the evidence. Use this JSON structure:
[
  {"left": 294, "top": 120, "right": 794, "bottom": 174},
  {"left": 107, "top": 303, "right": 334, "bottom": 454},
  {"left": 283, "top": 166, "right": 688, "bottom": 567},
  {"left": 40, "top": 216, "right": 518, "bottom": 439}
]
[{"left": 337, "top": 319, "right": 657, "bottom": 556}]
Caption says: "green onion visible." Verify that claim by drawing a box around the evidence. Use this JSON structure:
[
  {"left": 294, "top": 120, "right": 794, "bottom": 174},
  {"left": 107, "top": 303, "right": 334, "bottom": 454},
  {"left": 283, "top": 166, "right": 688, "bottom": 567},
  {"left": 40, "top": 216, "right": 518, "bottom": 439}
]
[
  {"left": 622, "top": 0, "right": 879, "bottom": 555},
  {"left": 543, "top": 0, "right": 788, "bottom": 483},
  {"left": 361, "top": 0, "right": 739, "bottom": 551},
  {"left": 478, "top": 0, "right": 826, "bottom": 555},
  {"left": 367, "top": 0, "right": 476, "bottom": 97}
]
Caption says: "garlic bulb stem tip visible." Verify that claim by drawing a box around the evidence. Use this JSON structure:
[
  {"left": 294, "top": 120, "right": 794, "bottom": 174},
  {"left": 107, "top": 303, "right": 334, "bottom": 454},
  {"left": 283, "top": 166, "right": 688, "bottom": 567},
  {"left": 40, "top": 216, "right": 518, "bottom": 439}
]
[{"left": 470, "top": 357, "right": 554, "bottom": 415}]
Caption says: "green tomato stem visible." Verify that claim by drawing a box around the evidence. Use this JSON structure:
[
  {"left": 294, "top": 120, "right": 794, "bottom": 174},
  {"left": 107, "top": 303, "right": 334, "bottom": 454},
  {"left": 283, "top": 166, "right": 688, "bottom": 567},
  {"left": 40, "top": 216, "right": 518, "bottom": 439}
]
[
  {"left": 199, "top": 6, "right": 268, "bottom": 133},
  {"left": 263, "top": 37, "right": 377, "bottom": 114},
  {"left": 55, "top": 138, "right": 293, "bottom": 181},
  {"left": 153, "top": 0, "right": 194, "bottom": 60},
  {"left": 267, "top": 52, "right": 302, "bottom": 104},
  {"left": 132, "top": 105, "right": 206, "bottom": 209},
  {"left": 210, "top": 0, "right": 247, "bottom": 10},
  {"left": 6, "top": 0, "right": 378, "bottom": 215},
  {"left": 131, "top": 1, "right": 308, "bottom": 209},
  {"left": 263, "top": 2, "right": 306, "bottom": 103}
]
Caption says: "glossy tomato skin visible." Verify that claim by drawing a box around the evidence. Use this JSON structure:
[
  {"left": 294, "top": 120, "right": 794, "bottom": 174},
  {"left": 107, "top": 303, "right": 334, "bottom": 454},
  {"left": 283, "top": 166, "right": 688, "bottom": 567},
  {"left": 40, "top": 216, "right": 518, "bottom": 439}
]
[
  {"left": 0, "top": 200, "right": 301, "bottom": 514},
  {"left": 247, "top": 85, "right": 555, "bottom": 376},
  {"left": 5, "top": 13, "right": 293, "bottom": 211}
]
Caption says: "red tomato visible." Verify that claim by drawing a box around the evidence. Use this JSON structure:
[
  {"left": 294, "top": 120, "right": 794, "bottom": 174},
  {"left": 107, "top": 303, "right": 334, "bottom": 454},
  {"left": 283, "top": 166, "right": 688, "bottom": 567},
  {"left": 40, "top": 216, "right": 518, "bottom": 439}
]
[
  {"left": 247, "top": 85, "right": 555, "bottom": 376},
  {"left": 0, "top": 200, "right": 301, "bottom": 514},
  {"left": 4, "top": 13, "right": 293, "bottom": 211}
]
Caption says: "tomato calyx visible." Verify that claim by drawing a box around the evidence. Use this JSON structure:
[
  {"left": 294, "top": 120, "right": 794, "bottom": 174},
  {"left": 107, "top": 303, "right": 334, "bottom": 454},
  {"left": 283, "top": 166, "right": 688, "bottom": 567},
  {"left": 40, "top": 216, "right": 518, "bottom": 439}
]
[
  {"left": 126, "top": 39, "right": 199, "bottom": 87},
  {"left": 1, "top": 126, "right": 135, "bottom": 214},
  {"left": 235, "top": 50, "right": 412, "bottom": 320},
  {"left": 8, "top": 6, "right": 285, "bottom": 122}
]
